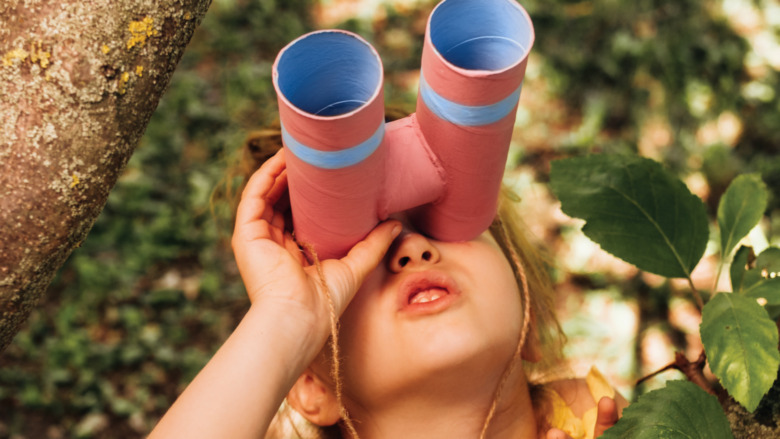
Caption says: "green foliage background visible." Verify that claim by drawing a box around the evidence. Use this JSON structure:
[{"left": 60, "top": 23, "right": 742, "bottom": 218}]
[{"left": 2, "top": 0, "right": 780, "bottom": 437}]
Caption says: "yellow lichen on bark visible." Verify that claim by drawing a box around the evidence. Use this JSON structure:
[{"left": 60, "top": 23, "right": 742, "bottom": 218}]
[
  {"left": 29, "top": 41, "right": 51, "bottom": 69},
  {"left": 2, "top": 48, "right": 29, "bottom": 66},
  {"left": 2, "top": 42, "right": 51, "bottom": 68},
  {"left": 118, "top": 71, "right": 131, "bottom": 94},
  {"left": 126, "top": 16, "right": 158, "bottom": 50},
  {"left": 0, "top": 0, "right": 213, "bottom": 354}
]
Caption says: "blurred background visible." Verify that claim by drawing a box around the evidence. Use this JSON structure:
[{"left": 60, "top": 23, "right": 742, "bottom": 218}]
[{"left": 2, "top": 0, "right": 780, "bottom": 437}]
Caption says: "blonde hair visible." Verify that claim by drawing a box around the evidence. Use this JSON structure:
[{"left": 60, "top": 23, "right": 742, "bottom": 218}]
[{"left": 222, "top": 125, "right": 566, "bottom": 439}]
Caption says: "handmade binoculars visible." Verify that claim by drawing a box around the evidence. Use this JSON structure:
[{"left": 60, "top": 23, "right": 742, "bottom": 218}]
[{"left": 272, "top": 0, "right": 534, "bottom": 259}]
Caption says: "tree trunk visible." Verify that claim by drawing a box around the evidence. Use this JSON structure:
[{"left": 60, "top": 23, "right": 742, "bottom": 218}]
[{"left": 0, "top": 0, "right": 212, "bottom": 352}]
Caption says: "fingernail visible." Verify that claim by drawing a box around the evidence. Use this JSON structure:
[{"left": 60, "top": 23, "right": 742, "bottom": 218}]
[{"left": 391, "top": 224, "right": 402, "bottom": 237}]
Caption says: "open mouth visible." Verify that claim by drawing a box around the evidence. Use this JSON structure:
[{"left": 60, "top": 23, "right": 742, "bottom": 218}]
[
  {"left": 408, "top": 287, "right": 449, "bottom": 305},
  {"left": 398, "top": 272, "right": 460, "bottom": 314}
]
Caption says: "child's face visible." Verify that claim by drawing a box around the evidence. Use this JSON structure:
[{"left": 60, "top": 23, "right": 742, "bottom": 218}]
[{"left": 331, "top": 216, "right": 524, "bottom": 409}]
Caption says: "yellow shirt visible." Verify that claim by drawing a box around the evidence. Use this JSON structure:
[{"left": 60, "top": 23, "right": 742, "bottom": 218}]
[{"left": 543, "top": 367, "right": 615, "bottom": 439}]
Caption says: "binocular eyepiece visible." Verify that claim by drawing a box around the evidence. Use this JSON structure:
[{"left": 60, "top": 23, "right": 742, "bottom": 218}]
[{"left": 273, "top": 0, "right": 534, "bottom": 259}]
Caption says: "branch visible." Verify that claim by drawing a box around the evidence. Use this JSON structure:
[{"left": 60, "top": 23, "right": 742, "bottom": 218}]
[
  {"left": 637, "top": 351, "right": 715, "bottom": 396},
  {"left": 0, "top": 0, "right": 212, "bottom": 352}
]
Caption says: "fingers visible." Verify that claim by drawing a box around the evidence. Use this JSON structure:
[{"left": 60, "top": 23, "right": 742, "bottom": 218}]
[
  {"left": 283, "top": 233, "right": 306, "bottom": 265},
  {"left": 342, "top": 220, "right": 402, "bottom": 281},
  {"left": 546, "top": 428, "right": 572, "bottom": 439},
  {"left": 235, "top": 149, "right": 288, "bottom": 228},
  {"left": 593, "top": 396, "right": 619, "bottom": 437},
  {"left": 244, "top": 149, "right": 287, "bottom": 204},
  {"left": 548, "top": 398, "right": 619, "bottom": 439},
  {"left": 332, "top": 220, "right": 402, "bottom": 307}
]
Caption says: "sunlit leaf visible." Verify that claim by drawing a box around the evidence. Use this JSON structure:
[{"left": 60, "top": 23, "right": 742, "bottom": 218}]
[
  {"left": 549, "top": 154, "right": 708, "bottom": 278},
  {"left": 718, "top": 173, "right": 768, "bottom": 258},
  {"left": 601, "top": 380, "right": 733, "bottom": 439},
  {"left": 701, "top": 293, "right": 780, "bottom": 412}
]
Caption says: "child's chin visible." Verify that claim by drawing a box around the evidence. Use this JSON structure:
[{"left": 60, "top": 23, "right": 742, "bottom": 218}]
[{"left": 409, "top": 334, "right": 515, "bottom": 376}]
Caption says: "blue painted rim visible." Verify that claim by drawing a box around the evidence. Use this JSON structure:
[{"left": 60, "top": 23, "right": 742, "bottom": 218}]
[
  {"left": 430, "top": 0, "right": 533, "bottom": 71},
  {"left": 275, "top": 31, "right": 382, "bottom": 117},
  {"left": 419, "top": 72, "right": 523, "bottom": 126},
  {"left": 281, "top": 122, "right": 385, "bottom": 170}
]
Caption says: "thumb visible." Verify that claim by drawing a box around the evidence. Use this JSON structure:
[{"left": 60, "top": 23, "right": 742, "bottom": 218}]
[
  {"left": 327, "top": 220, "right": 402, "bottom": 310},
  {"left": 593, "top": 396, "right": 619, "bottom": 437}
]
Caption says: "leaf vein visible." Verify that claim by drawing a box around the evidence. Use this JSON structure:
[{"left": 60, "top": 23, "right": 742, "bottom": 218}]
[
  {"left": 723, "top": 196, "right": 751, "bottom": 257},
  {"left": 724, "top": 294, "right": 753, "bottom": 394},
  {"left": 605, "top": 183, "right": 690, "bottom": 277}
]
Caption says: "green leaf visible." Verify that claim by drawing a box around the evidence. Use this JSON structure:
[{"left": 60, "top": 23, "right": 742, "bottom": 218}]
[
  {"left": 733, "top": 247, "right": 780, "bottom": 306},
  {"left": 730, "top": 245, "right": 751, "bottom": 292},
  {"left": 549, "top": 154, "right": 708, "bottom": 278},
  {"left": 743, "top": 279, "right": 780, "bottom": 306},
  {"left": 718, "top": 173, "right": 768, "bottom": 258},
  {"left": 701, "top": 293, "right": 780, "bottom": 412},
  {"left": 766, "top": 305, "right": 780, "bottom": 320},
  {"left": 601, "top": 380, "right": 733, "bottom": 439},
  {"left": 756, "top": 247, "right": 780, "bottom": 274}
]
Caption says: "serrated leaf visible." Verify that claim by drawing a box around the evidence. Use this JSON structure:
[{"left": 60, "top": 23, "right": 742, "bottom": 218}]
[
  {"left": 549, "top": 154, "right": 708, "bottom": 278},
  {"left": 600, "top": 380, "right": 733, "bottom": 439},
  {"left": 730, "top": 245, "right": 751, "bottom": 292},
  {"left": 718, "top": 173, "right": 768, "bottom": 258},
  {"left": 701, "top": 293, "right": 780, "bottom": 412}
]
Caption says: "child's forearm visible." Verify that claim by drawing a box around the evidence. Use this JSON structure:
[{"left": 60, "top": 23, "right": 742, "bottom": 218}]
[{"left": 149, "top": 302, "right": 320, "bottom": 439}]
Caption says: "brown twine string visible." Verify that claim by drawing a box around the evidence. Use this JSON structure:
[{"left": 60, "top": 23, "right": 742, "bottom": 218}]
[
  {"left": 305, "top": 244, "right": 360, "bottom": 439},
  {"left": 479, "top": 218, "right": 532, "bottom": 439},
  {"left": 284, "top": 401, "right": 306, "bottom": 439}
]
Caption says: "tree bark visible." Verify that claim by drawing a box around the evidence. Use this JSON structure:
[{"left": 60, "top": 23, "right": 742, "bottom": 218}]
[{"left": 0, "top": 0, "right": 212, "bottom": 352}]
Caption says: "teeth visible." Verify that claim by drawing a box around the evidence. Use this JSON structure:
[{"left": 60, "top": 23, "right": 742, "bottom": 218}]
[{"left": 409, "top": 288, "right": 446, "bottom": 305}]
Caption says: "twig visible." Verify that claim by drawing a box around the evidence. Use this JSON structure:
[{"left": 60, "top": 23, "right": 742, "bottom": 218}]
[
  {"left": 636, "top": 350, "right": 715, "bottom": 396},
  {"left": 687, "top": 276, "right": 705, "bottom": 310},
  {"left": 711, "top": 261, "right": 725, "bottom": 298},
  {"left": 636, "top": 362, "right": 678, "bottom": 386},
  {"left": 679, "top": 351, "right": 714, "bottom": 396}
]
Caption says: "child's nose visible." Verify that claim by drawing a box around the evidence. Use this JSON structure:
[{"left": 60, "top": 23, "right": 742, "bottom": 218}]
[{"left": 387, "top": 233, "right": 441, "bottom": 273}]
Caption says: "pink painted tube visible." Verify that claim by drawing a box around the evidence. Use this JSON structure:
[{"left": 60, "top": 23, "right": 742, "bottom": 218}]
[
  {"left": 272, "top": 0, "right": 534, "bottom": 259},
  {"left": 273, "top": 30, "right": 389, "bottom": 259},
  {"left": 412, "top": 0, "right": 534, "bottom": 242}
]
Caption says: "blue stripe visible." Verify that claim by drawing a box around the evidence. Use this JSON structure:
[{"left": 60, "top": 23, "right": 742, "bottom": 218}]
[
  {"left": 419, "top": 73, "right": 522, "bottom": 126},
  {"left": 282, "top": 123, "right": 384, "bottom": 169}
]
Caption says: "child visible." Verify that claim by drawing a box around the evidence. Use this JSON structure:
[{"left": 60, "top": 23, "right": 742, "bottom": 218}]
[{"left": 148, "top": 127, "right": 627, "bottom": 438}]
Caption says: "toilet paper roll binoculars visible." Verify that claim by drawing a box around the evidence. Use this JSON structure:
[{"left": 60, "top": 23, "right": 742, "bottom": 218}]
[{"left": 273, "top": 0, "right": 534, "bottom": 259}]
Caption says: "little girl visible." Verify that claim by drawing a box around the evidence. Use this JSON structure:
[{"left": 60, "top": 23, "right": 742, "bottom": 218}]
[{"left": 148, "top": 128, "right": 627, "bottom": 438}]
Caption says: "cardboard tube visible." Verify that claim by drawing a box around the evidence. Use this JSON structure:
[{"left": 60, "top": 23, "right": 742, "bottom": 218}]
[
  {"left": 413, "top": 0, "right": 534, "bottom": 242},
  {"left": 271, "top": 0, "right": 535, "bottom": 258},
  {"left": 273, "top": 31, "right": 387, "bottom": 259}
]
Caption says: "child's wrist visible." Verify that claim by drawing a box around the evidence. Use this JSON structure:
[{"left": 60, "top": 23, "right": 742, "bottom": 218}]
[{"left": 246, "top": 299, "right": 328, "bottom": 364}]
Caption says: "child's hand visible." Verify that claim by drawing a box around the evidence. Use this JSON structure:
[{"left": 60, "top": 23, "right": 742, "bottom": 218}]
[
  {"left": 591, "top": 396, "right": 619, "bottom": 437},
  {"left": 545, "top": 397, "right": 620, "bottom": 439},
  {"left": 232, "top": 149, "right": 401, "bottom": 352}
]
